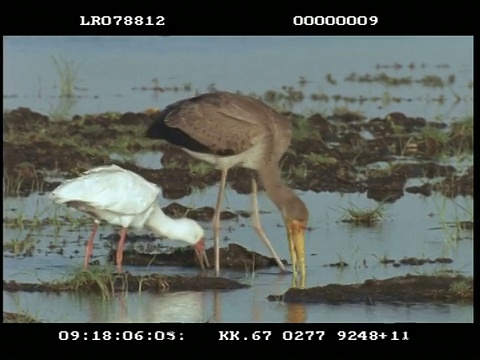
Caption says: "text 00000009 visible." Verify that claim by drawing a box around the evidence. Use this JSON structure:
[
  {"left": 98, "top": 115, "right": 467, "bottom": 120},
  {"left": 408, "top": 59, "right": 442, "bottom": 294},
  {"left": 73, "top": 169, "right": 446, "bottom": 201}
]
[
  {"left": 293, "top": 16, "right": 378, "bottom": 26},
  {"left": 80, "top": 16, "right": 165, "bottom": 26}
]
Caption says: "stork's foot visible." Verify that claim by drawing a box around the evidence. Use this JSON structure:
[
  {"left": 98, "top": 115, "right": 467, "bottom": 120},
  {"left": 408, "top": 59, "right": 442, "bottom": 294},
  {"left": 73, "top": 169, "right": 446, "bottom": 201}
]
[{"left": 291, "top": 273, "right": 306, "bottom": 289}]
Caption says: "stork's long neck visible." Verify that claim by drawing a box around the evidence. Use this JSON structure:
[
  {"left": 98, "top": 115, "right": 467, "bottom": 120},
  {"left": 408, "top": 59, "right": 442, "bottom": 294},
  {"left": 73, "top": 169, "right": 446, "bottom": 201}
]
[
  {"left": 145, "top": 205, "right": 187, "bottom": 240},
  {"left": 257, "top": 161, "right": 299, "bottom": 214}
]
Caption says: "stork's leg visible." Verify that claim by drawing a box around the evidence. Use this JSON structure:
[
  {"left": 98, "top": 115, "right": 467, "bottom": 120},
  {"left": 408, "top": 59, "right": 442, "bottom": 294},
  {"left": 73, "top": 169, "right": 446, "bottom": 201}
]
[
  {"left": 251, "top": 178, "right": 287, "bottom": 272},
  {"left": 116, "top": 227, "right": 128, "bottom": 273},
  {"left": 291, "top": 272, "right": 305, "bottom": 289},
  {"left": 84, "top": 221, "right": 99, "bottom": 269},
  {"left": 213, "top": 169, "right": 228, "bottom": 276},
  {"left": 203, "top": 252, "right": 210, "bottom": 268}
]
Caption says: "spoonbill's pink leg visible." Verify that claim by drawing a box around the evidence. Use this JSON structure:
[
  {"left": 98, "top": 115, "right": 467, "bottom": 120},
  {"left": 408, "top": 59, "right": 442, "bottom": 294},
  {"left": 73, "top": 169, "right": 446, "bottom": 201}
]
[
  {"left": 84, "top": 222, "right": 99, "bottom": 268},
  {"left": 116, "top": 227, "right": 128, "bottom": 272}
]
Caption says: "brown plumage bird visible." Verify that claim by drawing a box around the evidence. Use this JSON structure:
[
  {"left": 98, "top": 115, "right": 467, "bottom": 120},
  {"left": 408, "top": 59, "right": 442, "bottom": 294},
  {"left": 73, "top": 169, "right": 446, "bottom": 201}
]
[{"left": 146, "top": 91, "right": 309, "bottom": 287}]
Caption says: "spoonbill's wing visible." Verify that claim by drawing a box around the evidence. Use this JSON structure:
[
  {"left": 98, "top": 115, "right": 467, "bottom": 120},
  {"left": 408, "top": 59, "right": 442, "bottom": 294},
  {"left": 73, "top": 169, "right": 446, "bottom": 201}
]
[{"left": 50, "top": 167, "right": 160, "bottom": 215}]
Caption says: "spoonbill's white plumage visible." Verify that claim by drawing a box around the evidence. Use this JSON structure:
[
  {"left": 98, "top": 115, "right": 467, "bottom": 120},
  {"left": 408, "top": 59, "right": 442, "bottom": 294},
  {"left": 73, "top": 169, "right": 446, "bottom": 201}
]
[{"left": 49, "top": 164, "right": 207, "bottom": 272}]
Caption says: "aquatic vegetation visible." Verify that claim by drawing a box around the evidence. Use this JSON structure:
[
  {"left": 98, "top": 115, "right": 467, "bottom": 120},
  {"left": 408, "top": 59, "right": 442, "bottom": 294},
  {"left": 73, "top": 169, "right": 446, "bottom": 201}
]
[
  {"left": 48, "top": 56, "right": 83, "bottom": 122},
  {"left": 339, "top": 202, "right": 386, "bottom": 226}
]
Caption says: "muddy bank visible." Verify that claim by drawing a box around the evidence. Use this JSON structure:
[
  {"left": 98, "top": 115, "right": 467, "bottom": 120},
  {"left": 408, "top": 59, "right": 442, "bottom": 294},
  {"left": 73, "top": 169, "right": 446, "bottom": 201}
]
[
  {"left": 3, "top": 108, "right": 473, "bottom": 200},
  {"left": 2, "top": 203, "right": 247, "bottom": 231},
  {"left": 107, "top": 243, "right": 288, "bottom": 270},
  {"left": 433, "top": 166, "right": 473, "bottom": 197},
  {"left": 160, "top": 202, "right": 249, "bottom": 221},
  {"left": 267, "top": 274, "right": 473, "bottom": 304},
  {"left": 374, "top": 256, "right": 453, "bottom": 267},
  {"left": 3, "top": 272, "right": 249, "bottom": 296},
  {"left": 3, "top": 311, "right": 41, "bottom": 323},
  {"left": 325, "top": 256, "right": 453, "bottom": 268}
]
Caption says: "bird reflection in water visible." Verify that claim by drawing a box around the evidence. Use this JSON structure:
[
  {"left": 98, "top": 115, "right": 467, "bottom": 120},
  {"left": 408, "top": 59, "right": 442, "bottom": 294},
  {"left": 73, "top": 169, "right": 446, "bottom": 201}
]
[
  {"left": 89, "top": 291, "right": 208, "bottom": 323},
  {"left": 286, "top": 303, "right": 307, "bottom": 323}
]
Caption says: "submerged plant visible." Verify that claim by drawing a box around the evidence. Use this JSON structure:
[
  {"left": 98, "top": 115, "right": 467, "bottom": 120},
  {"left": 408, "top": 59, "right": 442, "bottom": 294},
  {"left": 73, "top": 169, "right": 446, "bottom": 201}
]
[
  {"left": 3, "top": 236, "right": 36, "bottom": 256},
  {"left": 339, "top": 202, "right": 386, "bottom": 226},
  {"left": 432, "top": 196, "right": 473, "bottom": 242},
  {"left": 188, "top": 162, "right": 214, "bottom": 177},
  {"left": 449, "top": 278, "right": 473, "bottom": 298},
  {"left": 60, "top": 265, "right": 119, "bottom": 299},
  {"left": 48, "top": 55, "right": 83, "bottom": 122}
]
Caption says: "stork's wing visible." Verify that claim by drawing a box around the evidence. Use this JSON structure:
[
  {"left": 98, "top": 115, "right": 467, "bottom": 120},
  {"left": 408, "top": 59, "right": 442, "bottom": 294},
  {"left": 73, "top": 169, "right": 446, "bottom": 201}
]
[{"left": 161, "top": 92, "right": 282, "bottom": 155}]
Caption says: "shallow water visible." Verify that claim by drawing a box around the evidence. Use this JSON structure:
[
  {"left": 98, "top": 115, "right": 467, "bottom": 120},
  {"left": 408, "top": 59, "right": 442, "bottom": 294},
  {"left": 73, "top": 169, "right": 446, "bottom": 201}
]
[
  {"left": 3, "top": 188, "right": 473, "bottom": 323},
  {"left": 3, "top": 36, "right": 474, "bottom": 323},
  {"left": 4, "top": 36, "right": 473, "bottom": 121}
]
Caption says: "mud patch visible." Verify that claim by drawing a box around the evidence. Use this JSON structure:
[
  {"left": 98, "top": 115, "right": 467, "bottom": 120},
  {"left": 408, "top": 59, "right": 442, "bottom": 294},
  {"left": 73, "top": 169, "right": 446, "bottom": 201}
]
[
  {"left": 3, "top": 141, "right": 109, "bottom": 175},
  {"left": 405, "top": 183, "right": 433, "bottom": 196},
  {"left": 433, "top": 166, "right": 473, "bottom": 197},
  {"left": 161, "top": 202, "right": 249, "bottom": 221},
  {"left": 106, "top": 162, "right": 220, "bottom": 200},
  {"left": 3, "top": 272, "right": 249, "bottom": 296},
  {"left": 456, "top": 221, "right": 473, "bottom": 230},
  {"left": 325, "top": 261, "right": 349, "bottom": 268},
  {"left": 109, "top": 243, "right": 288, "bottom": 270},
  {"left": 3, "top": 311, "right": 41, "bottom": 323},
  {"left": 376, "top": 257, "right": 453, "bottom": 267},
  {"left": 267, "top": 274, "right": 472, "bottom": 304},
  {"left": 3, "top": 108, "right": 473, "bottom": 200},
  {"left": 4, "top": 107, "right": 50, "bottom": 132},
  {"left": 3, "top": 140, "right": 110, "bottom": 196}
]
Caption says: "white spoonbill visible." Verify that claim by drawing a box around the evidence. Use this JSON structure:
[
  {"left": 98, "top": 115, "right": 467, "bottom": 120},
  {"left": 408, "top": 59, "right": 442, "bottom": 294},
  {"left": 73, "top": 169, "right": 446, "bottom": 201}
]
[{"left": 49, "top": 164, "right": 208, "bottom": 272}]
